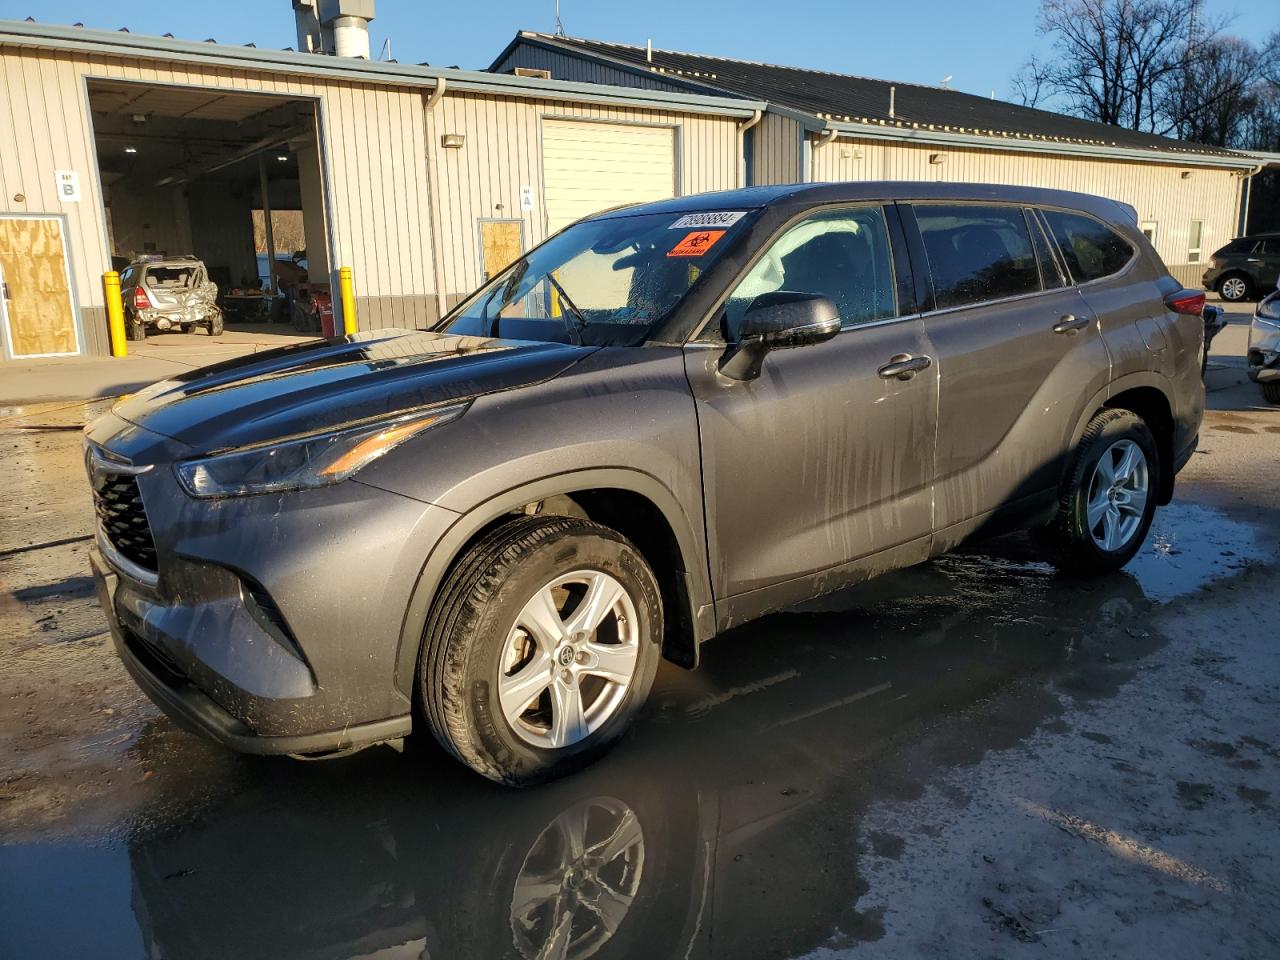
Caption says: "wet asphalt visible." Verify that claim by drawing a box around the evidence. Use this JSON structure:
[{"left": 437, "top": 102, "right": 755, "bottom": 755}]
[{"left": 1, "top": 313, "right": 1278, "bottom": 959}]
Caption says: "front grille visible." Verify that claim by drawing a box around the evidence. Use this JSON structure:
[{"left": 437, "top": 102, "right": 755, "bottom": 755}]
[{"left": 93, "top": 473, "right": 159, "bottom": 572}]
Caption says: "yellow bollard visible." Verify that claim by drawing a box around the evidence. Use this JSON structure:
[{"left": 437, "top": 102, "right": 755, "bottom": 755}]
[
  {"left": 102, "top": 271, "right": 128, "bottom": 358},
  {"left": 339, "top": 266, "right": 357, "bottom": 336}
]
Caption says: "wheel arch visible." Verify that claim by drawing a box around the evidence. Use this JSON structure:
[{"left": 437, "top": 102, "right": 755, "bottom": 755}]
[
  {"left": 394, "top": 469, "right": 715, "bottom": 698},
  {"left": 1068, "top": 374, "right": 1177, "bottom": 505}
]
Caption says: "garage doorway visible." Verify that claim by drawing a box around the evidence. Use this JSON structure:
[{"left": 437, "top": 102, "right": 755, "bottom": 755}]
[
  {"left": 541, "top": 119, "right": 676, "bottom": 233},
  {"left": 86, "top": 79, "right": 332, "bottom": 339},
  {"left": 0, "top": 215, "right": 80, "bottom": 358}
]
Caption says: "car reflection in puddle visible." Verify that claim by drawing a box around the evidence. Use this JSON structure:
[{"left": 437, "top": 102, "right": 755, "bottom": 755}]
[{"left": 107, "top": 505, "right": 1274, "bottom": 960}]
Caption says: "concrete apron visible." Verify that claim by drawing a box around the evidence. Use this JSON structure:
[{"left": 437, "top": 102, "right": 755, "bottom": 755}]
[{"left": 0, "top": 325, "right": 319, "bottom": 405}]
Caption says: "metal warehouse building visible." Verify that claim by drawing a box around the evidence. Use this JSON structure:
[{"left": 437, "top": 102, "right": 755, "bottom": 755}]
[
  {"left": 0, "top": 15, "right": 1265, "bottom": 361},
  {"left": 0, "top": 18, "right": 762, "bottom": 360},
  {"left": 493, "top": 32, "right": 1266, "bottom": 287}
]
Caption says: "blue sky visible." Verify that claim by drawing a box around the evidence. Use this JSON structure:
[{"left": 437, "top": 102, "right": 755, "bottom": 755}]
[{"left": 4, "top": 0, "right": 1278, "bottom": 102}]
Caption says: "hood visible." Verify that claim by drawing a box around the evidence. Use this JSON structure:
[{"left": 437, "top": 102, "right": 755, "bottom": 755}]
[{"left": 112, "top": 329, "right": 593, "bottom": 451}]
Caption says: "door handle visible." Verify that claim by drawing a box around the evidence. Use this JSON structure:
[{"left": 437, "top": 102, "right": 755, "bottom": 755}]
[
  {"left": 1053, "top": 314, "right": 1089, "bottom": 335},
  {"left": 877, "top": 353, "right": 932, "bottom": 381}
]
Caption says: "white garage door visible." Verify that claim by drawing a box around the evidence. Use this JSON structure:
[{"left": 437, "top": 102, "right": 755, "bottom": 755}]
[{"left": 542, "top": 119, "right": 676, "bottom": 233}]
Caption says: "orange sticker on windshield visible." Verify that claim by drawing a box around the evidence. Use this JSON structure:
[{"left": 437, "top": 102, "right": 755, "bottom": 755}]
[{"left": 668, "top": 230, "right": 725, "bottom": 258}]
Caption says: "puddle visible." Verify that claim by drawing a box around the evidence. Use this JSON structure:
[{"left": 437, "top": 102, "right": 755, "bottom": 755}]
[{"left": 1125, "top": 502, "right": 1267, "bottom": 602}]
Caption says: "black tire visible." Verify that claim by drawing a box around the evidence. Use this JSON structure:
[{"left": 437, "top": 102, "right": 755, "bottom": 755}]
[
  {"left": 1043, "top": 408, "right": 1159, "bottom": 575},
  {"left": 206, "top": 310, "right": 224, "bottom": 337},
  {"left": 1262, "top": 381, "right": 1280, "bottom": 405},
  {"left": 125, "top": 314, "right": 146, "bottom": 341},
  {"left": 1217, "top": 273, "right": 1253, "bottom": 303},
  {"left": 419, "top": 515, "right": 663, "bottom": 786}
]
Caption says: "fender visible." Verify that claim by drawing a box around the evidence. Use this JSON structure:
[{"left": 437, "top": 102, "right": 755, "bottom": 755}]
[
  {"left": 391, "top": 467, "right": 715, "bottom": 696},
  {"left": 1065, "top": 369, "right": 1176, "bottom": 496}
]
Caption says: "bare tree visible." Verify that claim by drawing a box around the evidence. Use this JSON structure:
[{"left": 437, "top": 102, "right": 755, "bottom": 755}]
[
  {"left": 1163, "top": 36, "right": 1261, "bottom": 146},
  {"left": 1015, "top": 0, "right": 1223, "bottom": 133}
]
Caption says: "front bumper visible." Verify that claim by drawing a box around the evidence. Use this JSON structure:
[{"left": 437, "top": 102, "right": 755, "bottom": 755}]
[
  {"left": 92, "top": 547, "right": 412, "bottom": 755},
  {"left": 84, "top": 411, "right": 462, "bottom": 755},
  {"left": 1248, "top": 313, "right": 1280, "bottom": 383}
]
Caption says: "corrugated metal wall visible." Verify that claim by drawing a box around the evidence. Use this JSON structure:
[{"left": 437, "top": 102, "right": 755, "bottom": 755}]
[
  {"left": 424, "top": 91, "right": 741, "bottom": 306},
  {"left": 752, "top": 111, "right": 803, "bottom": 186},
  {"left": 808, "top": 135, "right": 1241, "bottom": 276},
  {"left": 0, "top": 48, "right": 113, "bottom": 355}
]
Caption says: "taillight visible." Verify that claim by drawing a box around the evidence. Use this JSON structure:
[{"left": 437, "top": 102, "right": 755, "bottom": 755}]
[
  {"left": 1165, "top": 289, "right": 1206, "bottom": 316},
  {"left": 133, "top": 286, "right": 151, "bottom": 310}
]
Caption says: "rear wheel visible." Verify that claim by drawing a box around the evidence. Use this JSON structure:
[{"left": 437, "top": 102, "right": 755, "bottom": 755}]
[
  {"left": 1218, "top": 274, "right": 1252, "bottom": 303},
  {"left": 420, "top": 515, "right": 662, "bottom": 786},
  {"left": 125, "top": 314, "right": 146, "bottom": 341},
  {"left": 1262, "top": 381, "right": 1280, "bottom": 405},
  {"left": 1043, "top": 409, "right": 1159, "bottom": 574}
]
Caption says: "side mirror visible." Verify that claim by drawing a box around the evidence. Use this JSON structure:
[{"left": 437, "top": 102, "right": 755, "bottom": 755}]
[{"left": 719, "top": 292, "right": 841, "bottom": 380}]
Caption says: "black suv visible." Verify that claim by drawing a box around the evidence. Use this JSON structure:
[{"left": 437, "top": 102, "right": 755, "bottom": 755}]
[{"left": 1202, "top": 233, "right": 1280, "bottom": 302}]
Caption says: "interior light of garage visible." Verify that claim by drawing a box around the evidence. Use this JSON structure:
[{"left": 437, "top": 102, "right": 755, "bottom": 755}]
[{"left": 124, "top": 146, "right": 137, "bottom": 154}]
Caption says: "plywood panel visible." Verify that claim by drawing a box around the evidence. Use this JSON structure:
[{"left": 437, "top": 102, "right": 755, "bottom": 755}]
[
  {"left": 479, "top": 220, "right": 523, "bottom": 281},
  {"left": 0, "top": 217, "right": 78, "bottom": 356}
]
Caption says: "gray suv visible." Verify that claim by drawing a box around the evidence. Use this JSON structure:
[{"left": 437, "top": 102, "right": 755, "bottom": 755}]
[{"left": 86, "top": 183, "right": 1205, "bottom": 785}]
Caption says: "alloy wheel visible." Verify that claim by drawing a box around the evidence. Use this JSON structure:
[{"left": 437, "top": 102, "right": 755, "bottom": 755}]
[
  {"left": 499, "top": 570, "right": 640, "bottom": 750},
  {"left": 1220, "top": 276, "right": 1247, "bottom": 301},
  {"left": 1086, "top": 439, "right": 1149, "bottom": 551}
]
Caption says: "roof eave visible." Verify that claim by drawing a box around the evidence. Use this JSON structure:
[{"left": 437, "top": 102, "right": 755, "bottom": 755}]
[
  {"left": 820, "top": 120, "right": 1257, "bottom": 169},
  {"left": 0, "top": 20, "right": 765, "bottom": 118}
]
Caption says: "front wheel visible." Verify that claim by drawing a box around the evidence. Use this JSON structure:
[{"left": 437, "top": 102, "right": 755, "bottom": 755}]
[
  {"left": 1043, "top": 409, "right": 1159, "bottom": 575},
  {"left": 1218, "top": 274, "right": 1252, "bottom": 303},
  {"left": 1262, "top": 381, "right": 1280, "bottom": 405},
  {"left": 206, "top": 310, "right": 224, "bottom": 337},
  {"left": 419, "top": 515, "right": 662, "bottom": 786}
]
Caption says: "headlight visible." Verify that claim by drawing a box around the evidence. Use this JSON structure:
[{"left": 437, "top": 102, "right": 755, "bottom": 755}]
[
  {"left": 1257, "top": 292, "right": 1280, "bottom": 324},
  {"left": 175, "top": 402, "right": 469, "bottom": 498}
]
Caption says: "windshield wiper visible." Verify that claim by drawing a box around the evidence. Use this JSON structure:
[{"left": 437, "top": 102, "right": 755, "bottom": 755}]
[
  {"left": 545, "top": 272, "right": 587, "bottom": 346},
  {"left": 480, "top": 259, "right": 531, "bottom": 338}
]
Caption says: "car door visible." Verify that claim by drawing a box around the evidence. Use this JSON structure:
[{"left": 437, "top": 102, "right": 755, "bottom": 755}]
[
  {"left": 684, "top": 204, "right": 937, "bottom": 625},
  {"left": 905, "top": 202, "right": 1111, "bottom": 542},
  {"left": 1257, "top": 238, "right": 1280, "bottom": 292}
]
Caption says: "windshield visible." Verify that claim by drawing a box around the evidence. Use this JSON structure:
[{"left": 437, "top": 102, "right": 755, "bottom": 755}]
[{"left": 438, "top": 210, "right": 755, "bottom": 346}]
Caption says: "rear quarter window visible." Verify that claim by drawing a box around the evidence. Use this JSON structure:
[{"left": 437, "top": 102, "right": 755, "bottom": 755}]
[
  {"left": 914, "top": 204, "right": 1041, "bottom": 310},
  {"left": 1042, "top": 210, "right": 1134, "bottom": 283}
]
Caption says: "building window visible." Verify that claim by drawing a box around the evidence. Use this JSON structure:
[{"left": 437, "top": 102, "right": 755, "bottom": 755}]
[
  {"left": 1188, "top": 220, "right": 1204, "bottom": 263},
  {"left": 1140, "top": 221, "right": 1158, "bottom": 245}
]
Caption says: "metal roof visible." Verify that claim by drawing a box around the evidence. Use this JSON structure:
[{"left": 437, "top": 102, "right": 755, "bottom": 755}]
[
  {"left": 507, "top": 32, "right": 1258, "bottom": 168},
  {"left": 0, "top": 19, "right": 766, "bottom": 119}
]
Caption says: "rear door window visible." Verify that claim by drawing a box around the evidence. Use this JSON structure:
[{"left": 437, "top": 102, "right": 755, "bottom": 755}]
[
  {"left": 1042, "top": 210, "right": 1135, "bottom": 283},
  {"left": 913, "top": 204, "right": 1041, "bottom": 310}
]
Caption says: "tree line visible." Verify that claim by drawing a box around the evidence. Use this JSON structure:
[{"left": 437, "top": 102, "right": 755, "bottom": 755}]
[
  {"left": 1015, "top": 0, "right": 1279, "bottom": 231},
  {"left": 1015, "top": 0, "right": 1279, "bottom": 153}
]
